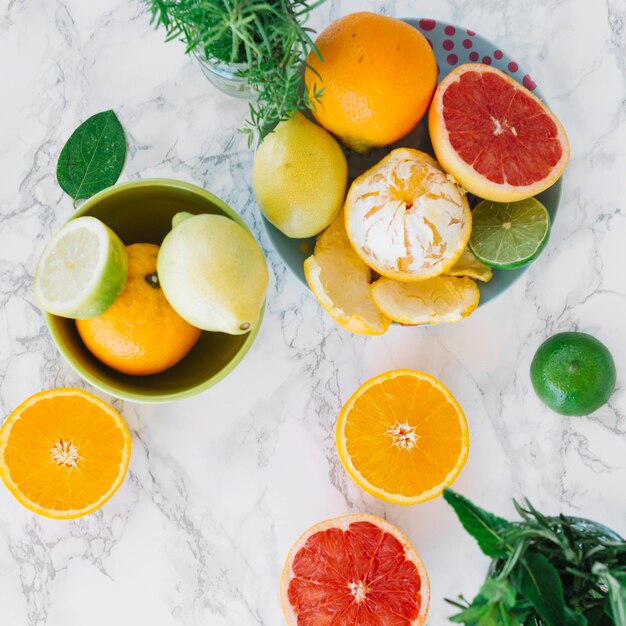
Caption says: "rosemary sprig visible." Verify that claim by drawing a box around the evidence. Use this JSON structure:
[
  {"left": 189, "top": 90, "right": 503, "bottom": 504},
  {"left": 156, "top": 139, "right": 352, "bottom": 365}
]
[
  {"left": 444, "top": 490, "right": 626, "bottom": 626},
  {"left": 146, "top": 0, "right": 326, "bottom": 144}
]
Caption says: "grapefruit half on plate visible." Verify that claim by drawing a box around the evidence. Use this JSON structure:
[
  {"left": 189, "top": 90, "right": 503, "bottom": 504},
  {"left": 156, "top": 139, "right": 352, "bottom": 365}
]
[
  {"left": 280, "top": 514, "right": 430, "bottom": 625},
  {"left": 429, "top": 63, "right": 569, "bottom": 202}
]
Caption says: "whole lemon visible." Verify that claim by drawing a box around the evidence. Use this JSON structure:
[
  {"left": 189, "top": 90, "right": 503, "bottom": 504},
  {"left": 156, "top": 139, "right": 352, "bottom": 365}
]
[
  {"left": 157, "top": 213, "right": 268, "bottom": 335},
  {"left": 252, "top": 113, "right": 348, "bottom": 238}
]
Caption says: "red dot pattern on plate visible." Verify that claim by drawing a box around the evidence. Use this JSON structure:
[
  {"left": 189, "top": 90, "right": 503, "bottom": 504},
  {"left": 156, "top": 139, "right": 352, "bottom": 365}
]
[
  {"left": 483, "top": 56, "right": 492, "bottom": 65},
  {"left": 523, "top": 74, "right": 537, "bottom": 90},
  {"left": 467, "top": 29, "right": 476, "bottom": 36},
  {"left": 447, "top": 54, "right": 458, "bottom": 65},
  {"left": 419, "top": 18, "right": 436, "bottom": 31},
  {"left": 463, "top": 39, "right": 473, "bottom": 49},
  {"left": 494, "top": 50, "right": 503, "bottom": 60},
  {"left": 443, "top": 39, "right": 454, "bottom": 51},
  {"left": 445, "top": 25, "right": 456, "bottom": 35},
  {"left": 426, "top": 38, "right": 434, "bottom": 49},
  {"left": 508, "top": 62, "right": 519, "bottom": 72},
  {"left": 469, "top": 51, "right": 479, "bottom": 61}
]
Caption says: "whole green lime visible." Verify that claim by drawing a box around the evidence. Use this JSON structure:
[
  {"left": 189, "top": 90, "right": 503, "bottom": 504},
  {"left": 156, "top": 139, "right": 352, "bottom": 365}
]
[{"left": 530, "top": 332, "right": 616, "bottom": 416}]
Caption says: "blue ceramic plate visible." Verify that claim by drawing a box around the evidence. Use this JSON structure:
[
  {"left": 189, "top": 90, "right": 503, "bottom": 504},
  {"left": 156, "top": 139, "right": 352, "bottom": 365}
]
[{"left": 261, "top": 18, "right": 562, "bottom": 306}]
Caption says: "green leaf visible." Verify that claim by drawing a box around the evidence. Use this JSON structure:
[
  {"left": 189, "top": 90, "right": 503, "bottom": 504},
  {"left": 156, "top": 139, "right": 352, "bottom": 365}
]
[
  {"left": 57, "top": 110, "right": 126, "bottom": 201},
  {"left": 449, "top": 601, "right": 521, "bottom": 625},
  {"left": 480, "top": 579, "right": 517, "bottom": 609},
  {"left": 593, "top": 564, "right": 626, "bottom": 626},
  {"left": 516, "top": 552, "right": 568, "bottom": 626},
  {"left": 444, "top": 489, "right": 515, "bottom": 558}
]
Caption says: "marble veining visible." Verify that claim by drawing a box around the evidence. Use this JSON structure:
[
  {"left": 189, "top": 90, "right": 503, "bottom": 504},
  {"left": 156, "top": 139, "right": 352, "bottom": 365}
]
[{"left": 1, "top": 0, "right": 625, "bottom": 624}]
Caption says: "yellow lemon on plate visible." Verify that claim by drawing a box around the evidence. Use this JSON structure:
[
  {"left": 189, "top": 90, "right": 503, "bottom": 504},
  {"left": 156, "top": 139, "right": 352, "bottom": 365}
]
[{"left": 253, "top": 113, "right": 348, "bottom": 238}]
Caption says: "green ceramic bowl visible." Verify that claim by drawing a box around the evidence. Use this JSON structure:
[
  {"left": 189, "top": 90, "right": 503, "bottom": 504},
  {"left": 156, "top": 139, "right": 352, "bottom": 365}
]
[{"left": 45, "top": 179, "right": 264, "bottom": 403}]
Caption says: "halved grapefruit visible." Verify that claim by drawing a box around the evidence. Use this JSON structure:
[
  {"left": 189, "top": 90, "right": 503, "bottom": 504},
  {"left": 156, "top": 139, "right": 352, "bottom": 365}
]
[
  {"left": 280, "top": 514, "right": 430, "bottom": 625},
  {"left": 429, "top": 64, "right": 569, "bottom": 202}
]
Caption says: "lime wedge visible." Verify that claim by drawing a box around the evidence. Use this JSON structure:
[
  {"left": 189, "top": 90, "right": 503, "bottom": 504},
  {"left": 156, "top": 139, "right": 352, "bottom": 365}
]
[
  {"left": 468, "top": 198, "right": 551, "bottom": 269},
  {"left": 34, "top": 217, "right": 127, "bottom": 319}
]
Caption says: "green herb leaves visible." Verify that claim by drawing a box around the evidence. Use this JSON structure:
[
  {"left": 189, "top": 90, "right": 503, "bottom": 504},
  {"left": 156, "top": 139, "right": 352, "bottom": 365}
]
[
  {"left": 444, "top": 490, "right": 626, "bottom": 626},
  {"left": 443, "top": 489, "right": 513, "bottom": 558},
  {"left": 57, "top": 110, "right": 126, "bottom": 202},
  {"left": 147, "top": 0, "right": 326, "bottom": 144}
]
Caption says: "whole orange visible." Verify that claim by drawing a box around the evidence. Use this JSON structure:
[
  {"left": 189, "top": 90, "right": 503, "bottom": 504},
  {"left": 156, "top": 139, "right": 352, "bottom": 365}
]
[
  {"left": 305, "top": 12, "right": 438, "bottom": 152},
  {"left": 76, "top": 243, "right": 201, "bottom": 376}
]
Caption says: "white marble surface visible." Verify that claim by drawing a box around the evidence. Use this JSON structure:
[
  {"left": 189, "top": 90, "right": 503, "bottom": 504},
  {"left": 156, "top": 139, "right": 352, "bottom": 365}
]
[{"left": 1, "top": 0, "right": 625, "bottom": 624}]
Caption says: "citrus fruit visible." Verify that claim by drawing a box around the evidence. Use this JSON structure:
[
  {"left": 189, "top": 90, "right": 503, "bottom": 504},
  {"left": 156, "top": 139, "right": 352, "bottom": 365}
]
[
  {"left": 337, "top": 370, "right": 469, "bottom": 505},
  {"left": 304, "top": 213, "right": 391, "bottom": 336},
  {"left": 344, "top": 148, "right": 472, "bottom": 281},
  {"left": 157, "top": 212, "right": 268, "bottom": 335},
  {"left": 252, "top": 112, "right": 348, "bottom": 238},
  {"left": 0, "top": 388, "right": 131, "bottom": 519},
  {"left": 371, "top": 275, "right": 480, "bottom": 325},
  {"left": 429, "top": 64, "right": 570, "bottom": 202},
  {"left": 281, "top": 514, "right": 430, "bottom": 625},
  {"left": 530, "top": 332, "right": 616, "bottom": 416},
  {"left": 469, "top": 198, "right": 551, "bottom": 269},
  {"left": 305, "top": 12, "right": 437, "bottom": 152},
  {"left": 76, "top": 243, "right": 201, "bottom": 376},
  {"left": 446, "top": 247, "right": 493, "bottom": 282},
  {"left": 34, "top": 216, "right": 127, "bottom": 319}
]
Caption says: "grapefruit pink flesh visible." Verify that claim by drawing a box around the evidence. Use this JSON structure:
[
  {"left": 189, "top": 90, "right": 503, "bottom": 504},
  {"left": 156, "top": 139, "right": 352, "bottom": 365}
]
[
  {"left": 283, "top": 517, "right": 428, "bottom": 625},
  {"left": 429, "top": 64, "right": 569, "bottom": 202}
]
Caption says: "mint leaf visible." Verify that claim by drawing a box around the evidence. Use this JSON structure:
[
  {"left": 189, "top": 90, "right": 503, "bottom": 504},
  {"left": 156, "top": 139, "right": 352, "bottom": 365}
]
[
  {"left": 516, "top": 552, "right": 568, "bottom": 626},
  {"left": 593, "top": 564, "right": 626, "bottom": 626},
  {"left": 480, "top": 579, "right": 517, "bottom": 609},
  {"left": 57, "top": 110, "right": 126, "bottom": 201},
  {"left": 444, "top": 489, "right": 514, "bottom": 558}
]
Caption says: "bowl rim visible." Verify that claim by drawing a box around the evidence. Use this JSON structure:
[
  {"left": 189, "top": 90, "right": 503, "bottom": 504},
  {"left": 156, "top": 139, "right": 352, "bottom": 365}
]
[{"left": 44, "top": 178, "right": 264, "bottom": 404}]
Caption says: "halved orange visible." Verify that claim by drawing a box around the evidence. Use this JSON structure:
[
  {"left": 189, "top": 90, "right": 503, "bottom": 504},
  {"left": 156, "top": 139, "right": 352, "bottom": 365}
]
[
  {"left": 0, "top": 388, "right": 131, "bottom": 519},
  {"left": 336, "top": 370, "right": 469, "bottom": 505},
  {"left": 281, "top": 514, "right": 430, "bottom": 625}
]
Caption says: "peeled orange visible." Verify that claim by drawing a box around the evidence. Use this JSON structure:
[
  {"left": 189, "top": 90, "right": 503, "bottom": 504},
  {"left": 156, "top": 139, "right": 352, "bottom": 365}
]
[
  {"left": 344, "top": 148, "right": 472, "bottom": 282},
  {"left": 305, "top": 12, "right": 437, "bottom": 152},
  {"left": 281, "top": 514, "right": 430, "bottom": 625},
  {"left": 337, "top": 370, "right": 469, "bottom": 505},
  {"left": 429, "top": 64, "right": 570, "bottom": 202},
  {"left": 0, "top": 388, "right": 131, "bottom": 519}
]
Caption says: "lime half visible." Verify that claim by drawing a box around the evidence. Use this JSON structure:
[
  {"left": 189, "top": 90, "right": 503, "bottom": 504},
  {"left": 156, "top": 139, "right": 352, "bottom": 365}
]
[
  {"left": 34, "top": 216, "right": 127, "bottom": 319},
  {"left": 469, "top": 198, "right": 550, "bottom": 269}
]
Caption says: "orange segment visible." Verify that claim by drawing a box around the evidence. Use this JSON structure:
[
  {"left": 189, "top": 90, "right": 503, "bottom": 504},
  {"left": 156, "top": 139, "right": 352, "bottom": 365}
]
[
  {"left": 0, "top": 388, "right": 131, "bottom": 519},
  {"left": 336, "top": 370, "right": 469, "bottom": 505}
]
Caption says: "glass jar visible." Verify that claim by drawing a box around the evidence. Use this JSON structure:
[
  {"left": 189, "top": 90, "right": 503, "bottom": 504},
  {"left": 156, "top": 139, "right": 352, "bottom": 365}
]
[{"left": 193, "top": 52, "right": 255, "bottom": 100}]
